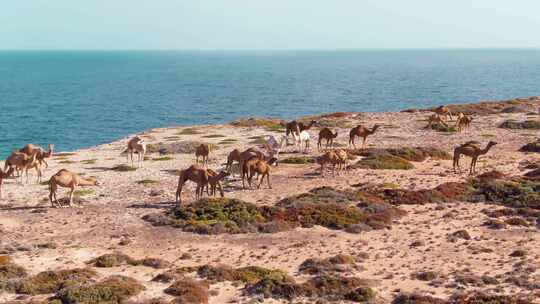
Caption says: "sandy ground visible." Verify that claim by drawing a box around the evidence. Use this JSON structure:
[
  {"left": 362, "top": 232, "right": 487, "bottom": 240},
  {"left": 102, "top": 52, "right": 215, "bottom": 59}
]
[{"left": 1, "top": 101, "right": 539, "bottom": 303}]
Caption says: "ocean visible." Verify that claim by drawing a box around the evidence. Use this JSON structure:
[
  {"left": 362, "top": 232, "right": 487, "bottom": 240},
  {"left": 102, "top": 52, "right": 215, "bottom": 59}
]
[{"left": 1, "top": 49, "right": 539, "bottom": 158}]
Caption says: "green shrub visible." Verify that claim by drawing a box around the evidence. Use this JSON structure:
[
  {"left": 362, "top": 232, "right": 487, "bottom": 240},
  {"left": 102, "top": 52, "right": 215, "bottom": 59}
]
[
  {"left": 55, "top": 275, "right": 144, "bottom": 304},
  {"left": 17, "top": 268, "right": 97, "bottom": 295}
]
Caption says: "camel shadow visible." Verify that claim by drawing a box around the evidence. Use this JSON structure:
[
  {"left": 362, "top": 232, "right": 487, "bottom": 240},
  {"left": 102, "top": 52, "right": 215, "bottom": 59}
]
[
  {"left": 86, "top": 166, "right": 113, "bottom": 172},
  {"left": 0, "top": 205, "right": 48, "bottom": 212}
]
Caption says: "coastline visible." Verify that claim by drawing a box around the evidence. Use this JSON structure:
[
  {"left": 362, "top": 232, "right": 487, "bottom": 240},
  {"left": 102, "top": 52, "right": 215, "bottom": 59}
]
[{"left": 0, "top": 96, "right": 539, "bottom": 303}]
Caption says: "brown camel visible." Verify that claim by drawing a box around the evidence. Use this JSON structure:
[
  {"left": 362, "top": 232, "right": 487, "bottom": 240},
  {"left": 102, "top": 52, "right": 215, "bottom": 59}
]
[
  {"left": 434, "top": 105, "right": 453, "bottom": 121},
  {"left": 316, "top": 151, "right": 341, "bottom": 177},
  {"left": 0, "top": 167, "right": 14, "bottom": 200},
  {"left": 349, "top": 125, "right": 380, "bottom": 149},
  {"left": 318, "top": 128, "right": 338, "bottom": 151},
  {"left": 206, "top": 169, "right": 230, "bottom": 197},
  {"left": 426, "top": 114, "right": 448, "bottom": 129},
  {"left": 195, "top": 144, "right": 210, "bottom": 166},
  {"left": 242, "top": 157, "right": 277, "bottom": 189},
  {"left": 453, "top": 141, "right": 497, "bottom": 175},
  {"left": 125, "top": 136, "right": 146, "bottom": 167},
  {"left": 226, "top": 148, "right": 267, "bottom": 177},
  {"left": 334, "top": 149, "right": 350, "bottom": 172},
  {"left": 4, "top": 152, "right": 38, "bottom": 183},
  {"left": 49, "top": 169, "right": 99, "bottom": 207},
  {"left": 175, "top": 164, "right": 209, "bottom": 205},
  {"left": 286, "top": 120, "right": 317, "bottom": 142},
  {"left": 455, "top": 113, "right": 473, "bottom": 132},
  {"left": 19, "top": 144, "right": 54, "bottom": 169}
]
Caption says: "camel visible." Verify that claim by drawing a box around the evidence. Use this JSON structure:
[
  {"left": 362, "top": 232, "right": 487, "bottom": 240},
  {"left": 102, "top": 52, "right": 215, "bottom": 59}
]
[
  {"left": 19, "top": 144, "right": 54, "bottom": 169},
  {"left": 285, "top": 120, "right": 317, "bottom": 144},
  {"left": 455, "top": 113, "right": 473, "bottom": 132},
  {"left": 125, "top": 136, "right": 146, "bottom": 167},
  {"left": 434, "top": 105, "right": 453, "bottom": 121},
  {"left": 264, "top": 135, "right": 286, "bottom": 161},
  {"left": 0, "top": 167, "right": 14, "bottom": 200},
  {"left": 206, "top": 169, "right": 230, "bottom": 197},
  {"left": 298, "top": 130, "right": 311, "bottom": 153},
  {"left": 175, "top": 164, "right": 209, "bottom": 205},
  {"left": 4, "top": 152, "right": 38, "bottom": 183},
  {"left": 225, "top": 148, "right": 266, "bottom": 176},
  {"left": 316, "top": 150, "right": 341, "bottom": 177},
  {"left": 195, "top": 144, "right": 210, "bottom": 166},
  {"left": 453, "top": 141, "right": 497, "bottom": 175},
  {"left": 426, "top": 114, "right": 448, "bottom": 129},
  {"left": 318, "top": 128, "right": 338, "bottom": 151},
  {"left": 334, "top": 149, "right": 350, "bottom": 172},
  {"left": 242, "top": 156, "right": 277, "bottom": 189},
  {"left": 349, "top": 125, "right": 380, "bottom": 149},
  {"left": 48, "top": 169, "right": 99, "bottom": 208}
]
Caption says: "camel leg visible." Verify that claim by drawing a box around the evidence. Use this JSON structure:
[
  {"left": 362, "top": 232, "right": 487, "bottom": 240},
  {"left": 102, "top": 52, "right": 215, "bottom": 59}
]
[
  {"left": 266, "top": 173, "right": 271, "bottom": 189},
  {"left": 217, "top": 182, "right": 224, "bottom": 197},
  {"left": 176, "top": 178, "right": 184, "bottom": 205},
  {"left": 68, "top": 186, "right": 75, "bottom": 207},
  {"left": 0, "top": 178, "right": 3, "bottom": 200},
  {"left": 362, "top": 137, "right": 367, "bottom": 150},
  {"left": 469, "top": 158, "right": 475, "bottom": 175},
  {"left": 257, "top": 174, "right": 264, "bottom": 189},
  {"left": 320, "top": 164, "right": 325, "bottom": 177}
]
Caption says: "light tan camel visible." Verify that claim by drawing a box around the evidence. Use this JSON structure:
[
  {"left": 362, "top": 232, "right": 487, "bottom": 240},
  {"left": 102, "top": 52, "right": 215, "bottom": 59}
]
[
  {"left": 0, "top": 167, "right": 14, "bottom": 200},
  {"left": 334, "top": 149, "right": 350, "bottom": 172},
  {"left": 316, "top": 151, "right": 341, "bottom": 177},
  {"left": 4, "top": 152, "right": 38, "bottom": 183},
  {"left": 125, "top": 136, "right": 146, "bottom": 167},
  {"left": 349, "top": 125, "right": 380, "bottom": 149},
  {"left": 455, "top": 113, "right": 473, "bottom": 132},
  {"left": 242, "top": 157, "right": 277, "bottom": 189},
  {"left": 175, "top": 164, "right": 209, "bottom": 205},
  {"left": 453, "top": 141, "right": 497, "bottom": 175},
  {"left": 426, "top": 114, "right": 448, "bottom": 129},
  {"left": 206, "top": 169, "right": 230, "bottom": 197},
  {"left": 19, "top": 144, "right": 54, "bottom": 169},
  {"left": 195, "top": 144, "right": 210, "bottom": 166},
  {"left": 318, "top": 128, "right": 338, "bottom": 151},
  {"left": 49, "top": 169, "right": 99, "bottom": 208},
  {"left": 434, "top": 105, "right": 453, "bottom": 121}
]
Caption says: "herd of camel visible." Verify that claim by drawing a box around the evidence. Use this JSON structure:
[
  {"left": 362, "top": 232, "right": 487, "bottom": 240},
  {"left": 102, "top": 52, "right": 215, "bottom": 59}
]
[{"left": 0, "top": 105, "right": 498, "bottom": 207}]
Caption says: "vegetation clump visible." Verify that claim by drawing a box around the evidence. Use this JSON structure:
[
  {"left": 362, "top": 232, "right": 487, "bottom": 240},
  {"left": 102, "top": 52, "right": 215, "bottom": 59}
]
[
  {"left": 392, "top": 293, "right": 446, "bottom": 304},
  {"left": 146, "top": 141, "right": 217, "bottom": 154},
  {"left": 519, "top": 140, "right": 540, "bottom": 153},
  {"left": 16, "top": 268, "right": 97, "bottom": 295},
  {"left": 0, "top": 257, "right": 27, "bottom": 292},
  {"left": 352, "top": 154, "right": 414, "bottom": 170},
  {"left": 88, "top": 253, "right": 171, "bottom": 269},
  {"left": 144, "top": 187, "right": 405, "bottom": 234},
  {"left": 164, "top": 278, "right": 209, "bottom": 304},
  {"left": 111, "top": 164, "right": 137, "bottom": 172},
  {"left": 499, "top": 119, "right": 540, "bottom": 129},
  {"left": 197, "top": 265, "right": 290, "bottom": 284},
  {"left": 299, "top": 254, "right": 357, "bottom": 274},
  {"left": 55, "top": 275, "right": 144, "bottom": 304},
  {"left": 230, "top": 117, "right": 286, "bottom": 131},
  {"left": 280, "top": 156, "right": 315, "bottom": 164}
]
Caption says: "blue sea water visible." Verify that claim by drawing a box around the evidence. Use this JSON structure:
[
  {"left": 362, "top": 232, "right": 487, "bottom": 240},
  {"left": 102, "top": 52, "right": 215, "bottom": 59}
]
[{"left": 1, "top": 49, "right": 540, "bottom": 159}]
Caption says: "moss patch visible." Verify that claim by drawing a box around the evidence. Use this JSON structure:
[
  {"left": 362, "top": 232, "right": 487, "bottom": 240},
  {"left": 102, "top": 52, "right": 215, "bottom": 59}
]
[
  {"left": 230, "top": 117, "right": 285, "bottom": 131},
  {"left": 111, "top": 164, "right": 137, "bottom": 172},
  {"left": 352, "top": 154, "right": 414, "bottom": 170},
  {"left": 55, "top": 275, "right": 144, "bottom": 304},
  {"left": 80, "top": 159, "right": 97, "bottom": 165},
  {"left": 137, "top": 179, "right": 159, "bottom": 185},
  {"left": 73, "top": 189, "right": 94, "bottom": 197},
  {"left": 202, "top": 134, "right": 225, "bottom": 138},
  {"left": 146, "top": 141, "right": 217, "bottom": 154},
  {"left": 280, "top": 156, "right": 315, "bottom": 164}
]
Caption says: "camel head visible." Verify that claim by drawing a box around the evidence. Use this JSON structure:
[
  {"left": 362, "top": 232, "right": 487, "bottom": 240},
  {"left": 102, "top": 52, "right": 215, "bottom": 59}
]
[
  {"left": 86, "top": 177, "right": 100, "bottom": 186},
  {"left": 267, "top": 157, "right": 278, "bottom": 166},
  {"left": 333, "top": 130, "right": 338, "bottom": 138},
  {"left": 371, "top": 124, "right": 381, "bottom": 132},
  {"left": 216, "top": 171, "right": 230, "bottom": 180},
  {"left": 487, "top": 141, "right": 498, "bottom": 148}
]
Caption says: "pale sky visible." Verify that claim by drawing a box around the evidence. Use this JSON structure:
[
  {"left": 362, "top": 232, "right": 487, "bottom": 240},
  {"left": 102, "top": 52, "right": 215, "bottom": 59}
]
[{"left": 2, "top": 0, "right": 540, "bottom": 50}]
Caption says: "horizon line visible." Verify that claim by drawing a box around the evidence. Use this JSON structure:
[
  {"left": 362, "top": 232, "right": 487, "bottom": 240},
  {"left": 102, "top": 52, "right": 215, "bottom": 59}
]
[{"left": 1, "top": 47, "right": 540, "bottom": 52}]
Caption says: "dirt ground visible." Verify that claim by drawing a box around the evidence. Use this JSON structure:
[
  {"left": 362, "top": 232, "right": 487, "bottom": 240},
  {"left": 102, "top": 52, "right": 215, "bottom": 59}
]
[{"left": 1, "top": 98, "right": 539, "bottom": 303}]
